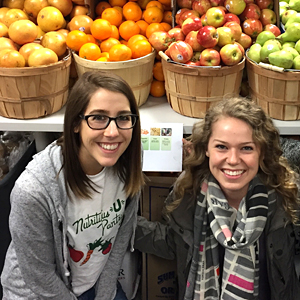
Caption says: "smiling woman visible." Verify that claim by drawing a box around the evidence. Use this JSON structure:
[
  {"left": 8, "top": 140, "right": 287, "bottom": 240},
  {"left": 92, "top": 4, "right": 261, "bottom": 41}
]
[
  {"left": 1, "top": 71, "right": 145, "bottom": 300},
  {"left": 135, "top": 97, "right": 300, "bottom": 300}
]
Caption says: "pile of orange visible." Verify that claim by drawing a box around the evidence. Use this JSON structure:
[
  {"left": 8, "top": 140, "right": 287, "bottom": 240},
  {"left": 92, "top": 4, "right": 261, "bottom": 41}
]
[{"left": 66, "top": 0, "right": 172, "bottom": 63}]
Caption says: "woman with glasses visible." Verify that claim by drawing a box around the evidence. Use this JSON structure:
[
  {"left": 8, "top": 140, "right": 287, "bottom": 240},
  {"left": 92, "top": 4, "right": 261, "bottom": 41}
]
[{"left": 1, "top": 71, "right": 144, "bottom": 300}]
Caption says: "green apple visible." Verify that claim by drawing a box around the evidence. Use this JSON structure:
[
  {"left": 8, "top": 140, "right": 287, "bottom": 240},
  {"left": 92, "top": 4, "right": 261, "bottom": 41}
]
[
  {"left": 260, "top": 39, "right": 282, "bottom": 62},
  {"left": 277, "top": 22, "right": 300, "bottom": 43},
  {"left": 256, "top": 31, "right": 275, "bottom": 46},
  {"left": 281, "top": 9, "right": 297, "bottom": 25},
  {"left": 293, "top": 55, "right": 300, "bottom": 69},
  {"left": 269, "top": 50, "right": 294, "bottom": 68},
  {"left": 295, "top": 39, "right": 300, "bottom": 52},
  {"left": 282, "top": 42, "right": 296, "bottom": 48},
  {"left": 283, "top": 46, "right": 299, "bottom": 58},
  {"left": 279, "top": 2, "right": 289, "bottom": 16},
  {"left": 288, "top": 0, "right": 300, "bottom": 12},
  {"left": 285, "top": 13, "right": 300, "bottom": 29}
]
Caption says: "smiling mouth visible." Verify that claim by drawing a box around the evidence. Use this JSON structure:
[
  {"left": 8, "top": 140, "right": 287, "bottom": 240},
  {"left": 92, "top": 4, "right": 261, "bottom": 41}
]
[
  {"left": 99, "top": 143, "right": 119, "bottom": 150},
  {"left": 223, "top": 170, "right": 244, "bottom": 176}
]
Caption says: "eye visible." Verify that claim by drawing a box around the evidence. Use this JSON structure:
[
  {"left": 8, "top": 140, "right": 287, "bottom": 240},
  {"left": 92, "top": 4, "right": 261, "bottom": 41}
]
[
  {"left": 242, "top": 146, "right": 253, "bottom": 151},
  {"left": 91, "top": 115, "right": 107, "bottom": 121},
  {"left": 118, "top": 115, "right": 131, "bottom": 121},
  {"left": 216, "top": 144, "right": 227, "bottom": 150}
]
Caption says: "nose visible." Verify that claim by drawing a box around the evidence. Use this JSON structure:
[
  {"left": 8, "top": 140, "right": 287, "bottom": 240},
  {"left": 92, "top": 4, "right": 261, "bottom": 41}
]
[
  {"left": 104, "top": 120, "right": 119, "bottom": 137},
  {"left": 227, "top": 148, "right": 240, "bottom": 165}
]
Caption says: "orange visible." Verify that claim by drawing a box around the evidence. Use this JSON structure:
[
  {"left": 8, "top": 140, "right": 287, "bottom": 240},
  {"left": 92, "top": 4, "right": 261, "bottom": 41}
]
[
  {"left": 130, "top": 39, "right": 152, "bottom": 58},
  {"left": 120, "top": 39, "right": 128, "bottom": 45},
  {"left": 0, "top": 50, "right": 25, "bottom": 67},
  {"left": 150, "top": 79, "right": 165, "bottom": 97},
  {"left": 68, "top": 15, "right": 93, "bottom": 34},
  {"left": 145, "top": 22, "right": 164, "bottom": 38},
  {"left": 27, "top": 47, "right": 58, "bottom": 66},
  {"left": 3, "top": 0, "right": 25, "bottom": 9},
  {"left": 57, "top": 28, "right": 69, "bottom": 39},
  {"left": 110, "top": 25, "right": 120, "bottom": 39},
  {"left": 152, "top": 61, "right": 164, "bottom": 81},
  {"left": 109, "top": 44, "right": 132, "bottom": 61},
  {"left": 127, "top": 34, "right": 147, "bottom": 49},
  {"left": 8, "top": 20, "right": 38, "bottom": 45},
  {"left": 24, "top": 0, "right": 48, "bottom": 19},
  {"left": 100, "top": 37, "right": 120, "bottom": 52},
  {"left": 119, "top": 20, "right": 140, "bottom": 41},
  {"left": 109, "top": 0, "right": 127, "bottom": 7},
  {"left": 3, "top": 8, "right": 29, "bottom": 28},
  {"left": 86, "top": 34, "right": 98, "bottom": 44},
  {"left": 19, "top": 42, "right": 44, "bottom": 66},
  {"left": 136, "top": 20, "right": 149, "bottom": 36},
  {"left": 162, "top": 10, "right": 172, "bottom": 24},
  {"left": 98, "top": 51, "right": 110, "bottom": 58},
  {"left": 91, "top": 18, "right": 112, "bottom": 41},
  {"left": 95, "top": 1, "right": 111, "bottom": 16},
  {"left": 97, "top": 56, "right": 109, "bottom": 61},
  {"left": 37, "top": 6, "right": 65, "bottom": 32},
  {"left": 113, "top": 6, "right": 123, "bottom": 14},
  {"left": 66, "top": 30, "right": 88, "bottom": 52},
  {"left": 41, "top": 31, "right": 67, "bottom": 57},
  {"left": 101, "top": 8, "right": 123, "bottom": 27},
  {"left": 0, "top": 22, "right": 8, "bottom": 37},
  {"left": 122, "top": 2, "right": 142, "bottom": 21},
  {"left": 48, "top": 0, "right": 73, "bottom": 17},
  {"left": 146, "top": 1, "right": 164, "bottom": 11},
  {"left": 79, "top": 42, "right": 101, "bottom": 60},
  {"left": 0, "top": 37, "right": 19, "bottom": 51},
  {"left": 157, "top": 0, "right": 171, "bottom": 6},
  {"left": 143, "top": 6, "right": 163, "bottom": 24},
  {"left": 160, "top": 22, "right": 171, "bottom": 31},
  {"left": 0, "top": 7, "right": 10, "bottom": 23},
  {"left": 70, "top": 5, "right": 89, "bottom": 18},
  {"left": 36, "top": 26, "right": 45, "bottom": 39}
]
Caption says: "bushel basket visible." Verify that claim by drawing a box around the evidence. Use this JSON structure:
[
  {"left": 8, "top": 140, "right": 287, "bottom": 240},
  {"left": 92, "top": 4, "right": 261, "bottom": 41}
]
[
  {"left": 246, "top": 54, "right": 300, "bottom": 120},
  {"left": 0, "top": 50, "right": 71, "bottom": 120},
  {"left": 161, "top": 57, "right": 245, "bottom": 118}
]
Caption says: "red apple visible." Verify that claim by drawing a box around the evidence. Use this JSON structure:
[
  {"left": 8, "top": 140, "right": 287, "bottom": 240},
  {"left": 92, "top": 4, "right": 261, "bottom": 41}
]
[
  {"left": 167, "top": 41, "right": 194, "bottom": 63},
  {"left": 168, "top": 28, "right": 185, "bottom": 41},
  {"left": 148, "top": 31, "right": 174, "bottom": 51},
  {"left": 214, "top": 5, "right": 227, "bottom": 13},
  {"left": 236, "top": 32, "right": 252, "bottom": 49},
  {"left": 191, "top": 50, "right": 201, "bottom": 62},
  {"left": 224, "top": 13, "right": 241, "bottom": 24},
  {"left": 242, "top": 18, "right": 263, "bottom": 38},
  {"left": 224, "top": 21, "right": 242, "bottom": 40},
  {"left": 244, "top": 0, "right": 254, "bottom": 3},
  {"left": 217, "top": 26, "right": 234, "bottom": 46},
  {"left": 260, "top": 8, "right": 276, "bottom": 26},
  {"left": 256, "top": 0, "right": 273, "bottom": 10},
  {"left": 205, "top": 7, "right": 226, "bottom": 28},
  {"left": 224, "top": 0, "right": 246, "bottom": 15},
  {"left": 186, "top": 60, "right": 201, "bottom": 66},
  {"left": 185, "top": 30, "right": 205, "bottom": 51},
  {"left": 177, "top": 0, "right": 193, "bottom": 9},
  {"left": 264, "top": 24, "right": 281, "bottom": 37},
  {"left": 234, "top": 41, "right": 245, "bottom": 55},
  {"left": 200, "top": 48, "right": 221, "bottom": 66},
  {"left": 210, "top": 0, "right": 225, "bottom": 7},
  {"left": 220, "top": 43, "right": 243, "bottom": 65},
  {"left": 192, "top": 0, "right": 211, "bottom": 16},
  {"left": 175, "top": 8, "right": 189, "bottom": 25},
  {"left": 239, "top": 3, "right": 261, "bottom": 21},
  {"left": 178, "top": 9, "right": 200, "bottom": 26},
  {"left": 182, "top": 17, "right": 203, "bottom": 35},
  {"left": 197, "top": 25, "right": 219, "bottom": 48}
]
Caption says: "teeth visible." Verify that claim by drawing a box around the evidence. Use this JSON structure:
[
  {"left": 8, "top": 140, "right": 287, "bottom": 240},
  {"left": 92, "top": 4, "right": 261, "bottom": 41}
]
[
  {"left": 224, "top": 170, "right": 243, "bottom": 176},
  {"left": 100, "top": 143, "right": 118, "bottom": 150}
]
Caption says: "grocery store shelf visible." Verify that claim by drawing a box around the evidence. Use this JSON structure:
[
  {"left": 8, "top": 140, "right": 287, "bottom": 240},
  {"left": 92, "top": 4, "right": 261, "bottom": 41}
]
[{"left": 0, "top": 96, "right": 300, "bottom": 135}]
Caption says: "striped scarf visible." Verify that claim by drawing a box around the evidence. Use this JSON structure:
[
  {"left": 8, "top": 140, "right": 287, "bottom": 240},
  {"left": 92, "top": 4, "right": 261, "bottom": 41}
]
[{"left": 184, "top": 175, "right": 277, "bottom": 300}]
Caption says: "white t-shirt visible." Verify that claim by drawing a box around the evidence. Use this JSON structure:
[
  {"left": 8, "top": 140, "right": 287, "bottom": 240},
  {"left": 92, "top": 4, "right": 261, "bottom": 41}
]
[{"left": 67, "top": 168, "right": 127, "bottom": 296}]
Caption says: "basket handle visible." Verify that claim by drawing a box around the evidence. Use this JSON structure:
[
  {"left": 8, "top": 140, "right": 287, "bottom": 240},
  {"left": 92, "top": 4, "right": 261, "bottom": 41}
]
[
  {"left": 258, "top": 62, "right": 284, "bottom": 73},
  {"left": 159, "top": 51, "right": 171, "bottom": 62}
]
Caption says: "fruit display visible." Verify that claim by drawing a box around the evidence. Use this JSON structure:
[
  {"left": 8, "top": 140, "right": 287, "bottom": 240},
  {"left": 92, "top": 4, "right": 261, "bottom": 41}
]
[
  {"left": 146, "top": 0, "right": 281, "bottom": 67},
  {"left": 246, "top": 0, "right": 300, "bottom": 70}
]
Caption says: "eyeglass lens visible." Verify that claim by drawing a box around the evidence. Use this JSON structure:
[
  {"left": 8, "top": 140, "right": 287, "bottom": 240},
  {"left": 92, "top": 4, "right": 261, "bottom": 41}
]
[{"left": 87, "top": 115, "right": 136, "bottom": 130}]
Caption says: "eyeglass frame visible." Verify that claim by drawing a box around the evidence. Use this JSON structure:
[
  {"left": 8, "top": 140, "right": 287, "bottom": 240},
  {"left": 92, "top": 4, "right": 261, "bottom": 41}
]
[{"left": 79, "top": 114, "right": 139, "bottom": 130}]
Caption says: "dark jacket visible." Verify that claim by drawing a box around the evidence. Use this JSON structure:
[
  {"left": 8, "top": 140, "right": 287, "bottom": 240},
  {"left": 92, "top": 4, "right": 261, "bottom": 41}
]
[{"left": 135, "top": 190, "right": 300, "bottom": 300}]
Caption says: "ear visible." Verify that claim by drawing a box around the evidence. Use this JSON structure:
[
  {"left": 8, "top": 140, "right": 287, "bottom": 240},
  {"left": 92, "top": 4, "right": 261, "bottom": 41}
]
[
  {"left": 206, "top": 150, "right": 209, "bottom": 157},
  {"left": 74, "top": 126, "right": 79, "bottom": 133}
]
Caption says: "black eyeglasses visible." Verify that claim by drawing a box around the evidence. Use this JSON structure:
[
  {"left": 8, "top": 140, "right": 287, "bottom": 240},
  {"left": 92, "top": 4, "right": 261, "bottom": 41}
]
[{"left": 79, "top": 114, "right": 138, "bottom": 130}]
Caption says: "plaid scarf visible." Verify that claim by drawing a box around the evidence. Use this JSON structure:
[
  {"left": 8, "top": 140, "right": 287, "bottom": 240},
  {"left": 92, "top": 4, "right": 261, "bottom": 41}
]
[{"left": 184, "top": 175, "right": 277, "bottom": 300}]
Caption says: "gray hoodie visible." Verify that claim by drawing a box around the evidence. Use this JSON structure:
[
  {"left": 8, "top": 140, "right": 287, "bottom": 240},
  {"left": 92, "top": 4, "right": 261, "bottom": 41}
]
[{"left": 1, "top": 142, "right": 139, "bottom": 300}]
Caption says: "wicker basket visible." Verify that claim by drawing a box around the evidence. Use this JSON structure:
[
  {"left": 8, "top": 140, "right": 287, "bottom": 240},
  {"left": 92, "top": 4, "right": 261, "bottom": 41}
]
[
  {"left": 0, "top": 50, "right": 71, "bottom": 120},
  {"left": 246, "top": 55, "right": 300, "bottom": 120},
  {"left": 161, "top": 57, "right": 245, "bottom": 118},
  {"left": 73, "top": 51, "right": 156, "bottom": 106}
]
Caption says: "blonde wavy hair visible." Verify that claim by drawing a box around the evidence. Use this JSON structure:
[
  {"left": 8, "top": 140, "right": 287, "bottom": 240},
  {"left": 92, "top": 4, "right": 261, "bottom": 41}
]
[{"left": 164, "top": 97, "right": 300, "bottom": 224}]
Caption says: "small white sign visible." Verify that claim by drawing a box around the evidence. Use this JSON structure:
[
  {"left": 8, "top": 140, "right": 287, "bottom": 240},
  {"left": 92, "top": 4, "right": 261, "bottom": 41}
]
[{"left": 141, "top": 123, "right": 183, "bottom": 172}]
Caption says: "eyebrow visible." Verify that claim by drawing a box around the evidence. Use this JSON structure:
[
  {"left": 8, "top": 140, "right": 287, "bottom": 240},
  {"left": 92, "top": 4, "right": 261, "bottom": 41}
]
[
  {"left": 87, "top": 109, "right": 132, "bottom": 115},
  {"left": 213, "top": 139, "right": 255, "bottom": 145}
]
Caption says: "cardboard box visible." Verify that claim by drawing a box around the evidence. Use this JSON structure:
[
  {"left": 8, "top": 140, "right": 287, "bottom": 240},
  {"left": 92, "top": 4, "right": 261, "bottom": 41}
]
[{"left": 140, "top": 174, "right": 178, "bottom": 300}]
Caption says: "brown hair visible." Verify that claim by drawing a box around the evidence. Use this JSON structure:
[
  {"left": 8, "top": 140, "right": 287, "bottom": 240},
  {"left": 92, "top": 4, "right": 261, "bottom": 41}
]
[
  {"left": 57, "top": 71, "right": 144, "bottom": 199},
  {"left": 165, "top": 97, "right": 300, "bottom": 223}
]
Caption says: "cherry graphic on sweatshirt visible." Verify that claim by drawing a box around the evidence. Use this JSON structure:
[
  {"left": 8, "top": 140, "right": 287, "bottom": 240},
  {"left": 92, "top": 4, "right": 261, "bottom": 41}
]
[
  {"left": 68, "top": 246, "right": 84, "bottom": 262},
  {"left": 101, "top": 237, "right": 113, "bottom": 255}
]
